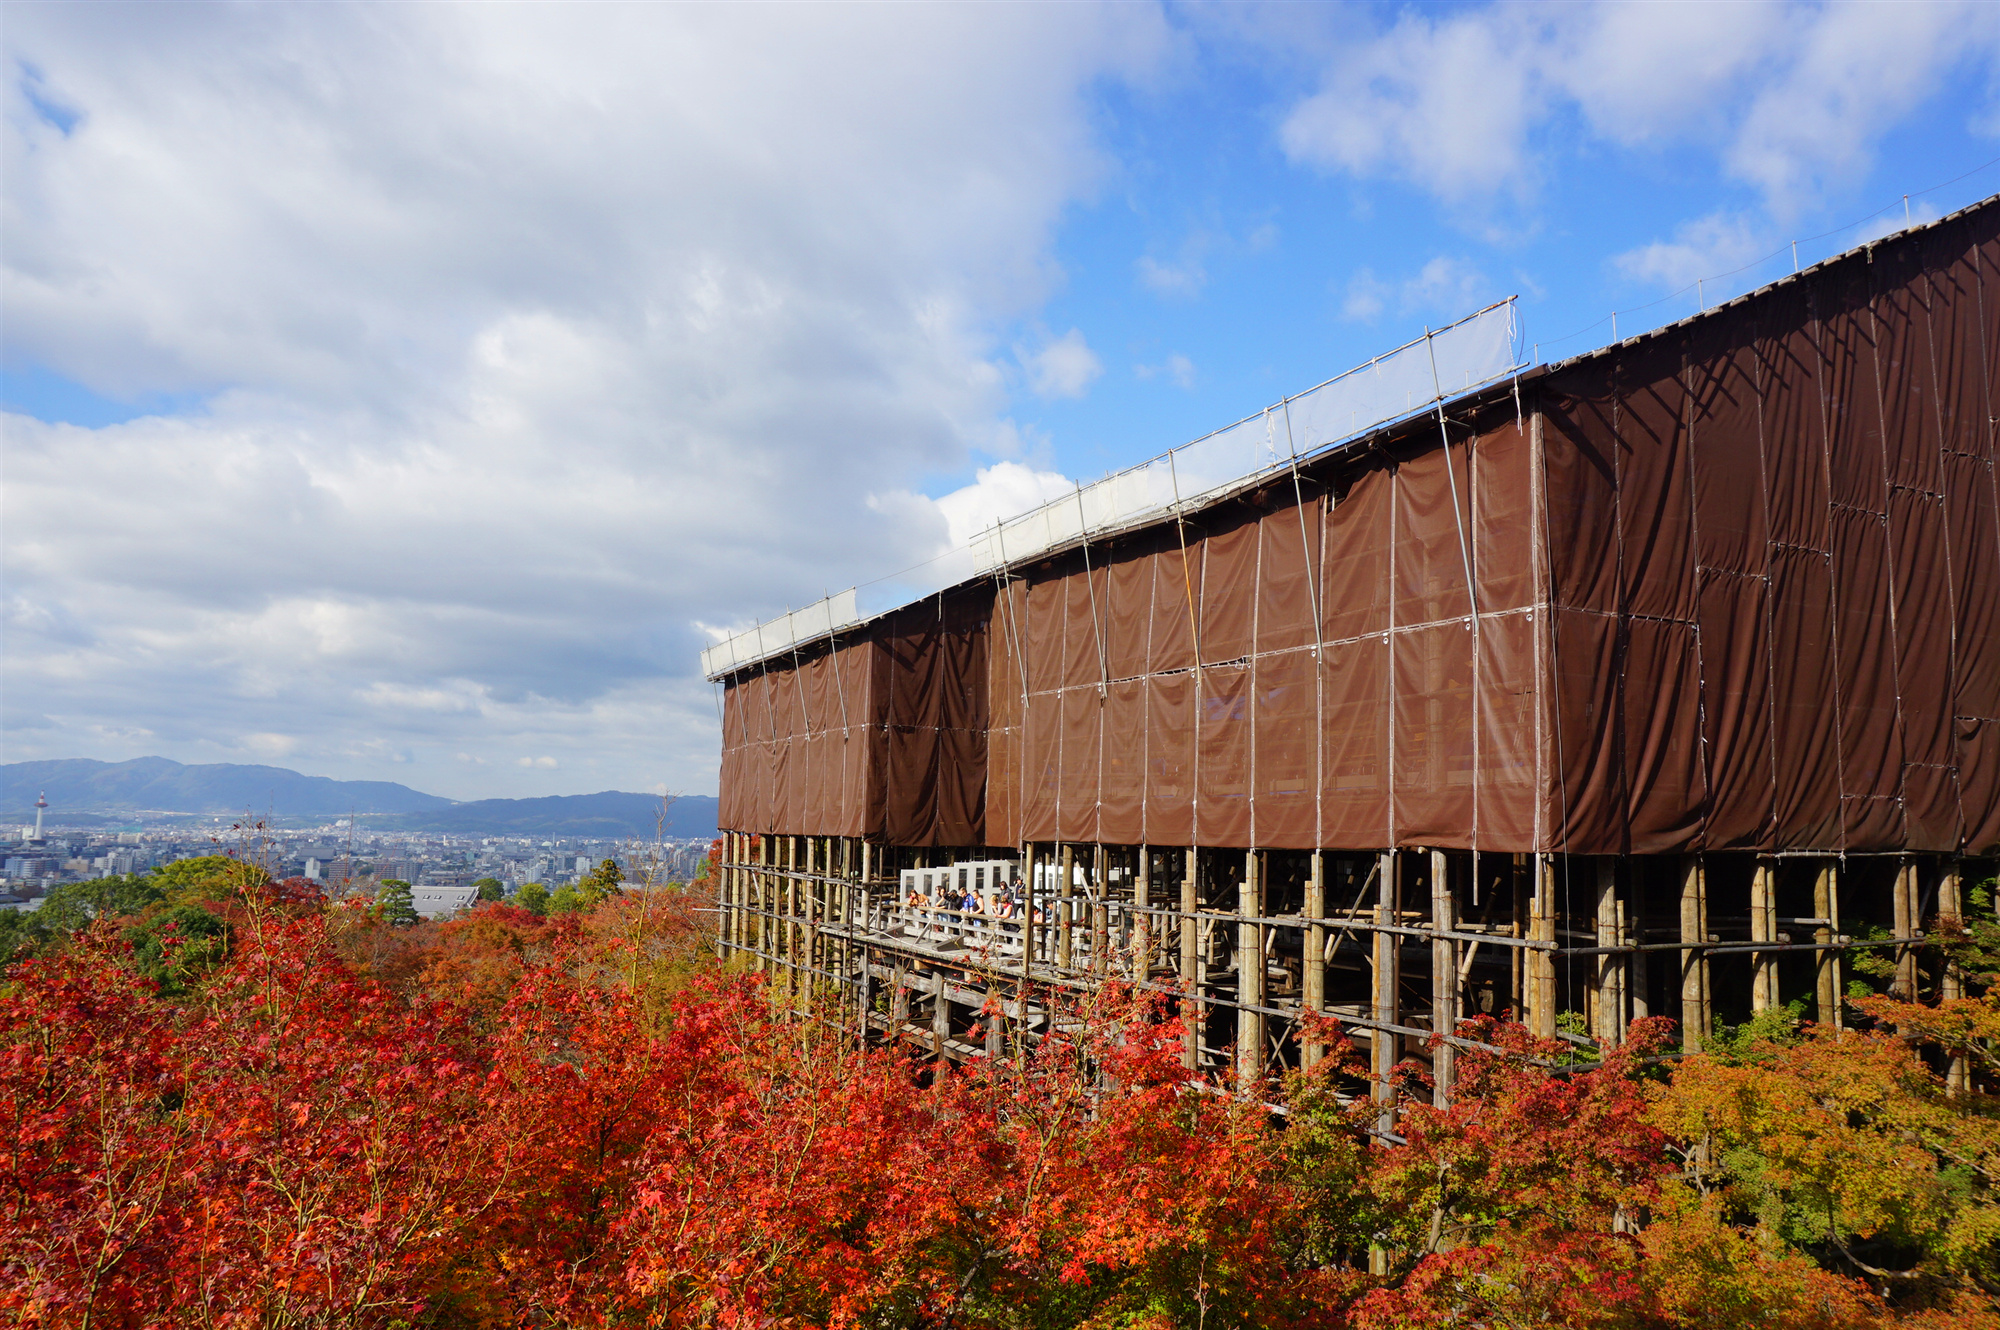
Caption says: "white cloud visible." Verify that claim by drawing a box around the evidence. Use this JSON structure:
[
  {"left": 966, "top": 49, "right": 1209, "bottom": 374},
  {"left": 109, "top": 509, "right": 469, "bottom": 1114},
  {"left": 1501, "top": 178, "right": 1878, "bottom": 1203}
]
[
  {"left": 1020, "top": 327, "right": 1105, "bottom": 399},
  {"left": 0, "top": 5, "right": 1170, "bottom": 798},
  {"left": 1613, "top": 210, "right": 1770, "bottom": 291},
  {"left": 1341, "top": 257, "right": 1491, "bottom": 323},
  {"left": 1134, "top": 352, "right": 1197, "bottom": 389},
  {"left": 1277, "top": 1, "right": 1998, "bottom": 216},
  {"left": 1136, "top": 253, "right": 1205, "bottom": 297},
  {"left": 517, "top": 756, "right": 559, "bottom": 770},
  {"left": 931, "top": 461, "right": 1079, "bottom": 548}
]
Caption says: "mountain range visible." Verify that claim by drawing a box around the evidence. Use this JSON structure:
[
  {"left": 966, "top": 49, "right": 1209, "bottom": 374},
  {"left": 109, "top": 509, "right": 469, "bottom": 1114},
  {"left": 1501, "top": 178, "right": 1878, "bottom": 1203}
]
[{"left": 2, "top": 757, "right": 717, "bottom": 839}]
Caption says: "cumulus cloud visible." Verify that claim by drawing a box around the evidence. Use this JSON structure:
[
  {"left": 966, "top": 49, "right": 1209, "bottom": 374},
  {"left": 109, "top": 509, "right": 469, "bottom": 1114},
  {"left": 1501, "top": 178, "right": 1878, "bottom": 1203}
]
[
  {"left": 1612, "top": 210, "right": 1771, "bottom": 292},
  {"left": 0, "top": 4, "right": 1169, "bottom": 797},
  {"left": 1136, "top": 253, "right": 1205, "bottom": 298},
  {"left": 1279, "top": 1, "right": 1997, "bottom": 217},
  {"left": 1134, "top": 353, "right": 1197, "bottom": 389},
  {"left": 1020, "top": 327, "right": 1105, "bottom": 399},
  {"left": 1342, "top": 257, "right": 1492, "bottom": 323}
]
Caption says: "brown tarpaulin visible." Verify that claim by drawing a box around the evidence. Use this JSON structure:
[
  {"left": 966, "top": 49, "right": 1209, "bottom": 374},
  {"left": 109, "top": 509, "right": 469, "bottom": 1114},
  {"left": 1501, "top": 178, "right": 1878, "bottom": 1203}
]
[{"left": 718, "top": 196, "right": 2000, "bottom": 855}]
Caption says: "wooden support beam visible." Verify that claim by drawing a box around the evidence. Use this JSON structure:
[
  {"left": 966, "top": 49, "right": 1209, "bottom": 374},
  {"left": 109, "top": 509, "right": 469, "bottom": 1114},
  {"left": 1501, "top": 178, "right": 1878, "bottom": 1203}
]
[
  {"left": 1372, "top": 850, "right": 1399, "bottom": 1134},
  {"left": 1629, "top": 867, "right": 1649, "bottom": 1021},
  {"left": 1181, "top": 850, "right": 1199, "bottom": 1070},
  {"left": 1680, "top": 856, "right": 1710, "bottom": 1054},
  {"left": 1091, "top": 844, "right": 1108, "bottom": 975},
  {"left": 1893, "top": 858, "right": 1919, "bottom": 1002},
  {"left": 1239, "top": 850, "right": 1265, "bottom": 1084},
  {"left": 755, "top": 834, "right": 770, "bottom": 975},
  {"left": 1528, "top": 854, "right": 1556, "bottom": 1038},
  {"left": 932, "top": 969, "right": 950, "bottom": 1059},
  {"left": 1942, "top": 861, "right": 1969, "bottom": 1096},
  {"left": 1135, "top": 844, "right": 1153, "bottom": 978},
  {"left": 1813, "top": 859, "right": 1839, "bottom": 1028},
  {"left": 1595, "top": 859, "right": 1624, "bottom": 1046},
  {"left": 1431, "top": 849, "right": 1457, "bottom": 1105},
  {"left": 1750, "top": 856, "right": 1779, "bottom": 1013},
  {"left": 1510, "top": 856, "right": 1526, "bottom": 1021},
  {"left": 1058, "top": 845, "right": 1075, "bottom": 970},
  {"left": 1304, "top": 851, "right": 1327, "bottom": 1069}
]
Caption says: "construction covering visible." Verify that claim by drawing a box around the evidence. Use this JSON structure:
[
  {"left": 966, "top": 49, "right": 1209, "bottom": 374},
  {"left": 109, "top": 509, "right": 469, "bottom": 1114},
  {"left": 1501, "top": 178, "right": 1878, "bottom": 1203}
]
[{"left": 716, "top": 194, "right": 2000, "bottom": 856}]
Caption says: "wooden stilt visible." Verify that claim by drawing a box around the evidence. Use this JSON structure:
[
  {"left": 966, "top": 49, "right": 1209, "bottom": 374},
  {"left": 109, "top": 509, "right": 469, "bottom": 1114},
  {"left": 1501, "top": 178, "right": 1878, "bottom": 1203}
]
[
  {"left": 1942, "top": 861, "right": 1969, "bottom": 1095},
  {"left": 1750, "top": 856, "right": 1778, "bottom": 1013},
  {"left": 1528, "top": 854, "right": 1556, "bottom": 1038},
  {"left": 1181, "top": 850, "right": 1199, "bottom": 1070},
  {"left": 1091, "top": 844, "right": 1108, "bottom": 975},
  {"left": 1431, "top": 849, "right": 1457, "bottom": 1104},
  {"left": 1058, "top": 845, "right": 1075, "bottom": 970},
  {"left": 1893, "top": 858, "right": 1919, "bottom": 1002},
  {"left": 755, "top": 834, "right": 770, "bottom": 975},
  {"left": 1304, "top": 851, "right": 1327, "bottom": 1069},
  {"left": 1372, "top": 851, "right": 1399, "bottom": 1134},
  {"left": 1239, "top": 849, "right": 1265, "bottom": 1084},
  {"left": 1595, "top": 859, "right": 1623, "bottom": 1046},
  {"left": 1813, "top": 859, "right": 1838, "bottom": 1026},
  {"left": 1135, "top": 844, "right": 1153, "bottom": 979},
  {"left": 1679, "top": 856, "right": 1709, "bottom": 1053}
]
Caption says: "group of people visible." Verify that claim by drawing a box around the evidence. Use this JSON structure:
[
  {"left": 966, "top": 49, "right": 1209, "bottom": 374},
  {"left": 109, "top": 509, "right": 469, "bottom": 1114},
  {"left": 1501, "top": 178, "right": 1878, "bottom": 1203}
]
[{"left": 902, "top": 880, "right": 1044, "bottom": 926}]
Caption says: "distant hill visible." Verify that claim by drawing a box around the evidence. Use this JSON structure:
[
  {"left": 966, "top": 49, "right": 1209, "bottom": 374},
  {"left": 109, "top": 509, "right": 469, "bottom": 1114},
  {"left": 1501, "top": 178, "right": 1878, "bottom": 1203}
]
[
  {"left": 3, "top": 757, "right": 452, "bottom": 816},
  {"left": 384, "top": 792, "right": 719, "bottom": 840},
  {"left": 1, "top": 758, "right": 719, "bottom": 839}
]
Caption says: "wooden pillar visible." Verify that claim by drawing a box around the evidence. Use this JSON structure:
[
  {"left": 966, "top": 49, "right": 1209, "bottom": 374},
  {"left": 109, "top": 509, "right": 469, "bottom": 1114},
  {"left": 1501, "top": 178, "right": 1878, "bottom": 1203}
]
[
  {"left": 1180, "top": 850, "right": 1199, "bottom": 1070},
  {"left": 785, "top": 836, "right": 801, "bottom": 1002},
  {"left": 1595, "top": 859, "right": 1624, "bottom": 1046},
  {"left": 932, "top": 969, "right": 950, "bottom": 1059},
  {"left": 715, "top": 833, "right": 730, "bottom": 959},
  {"left": 1509, "top": 857, "right": 1526, "bottom": 1019},
  {"left": 1813, "top": 859, "right": 1839, "bottom": 1027},
  {"left": 1942, "top": 862, "right": 1969, "bottom": 1095},
  {"left": 1091, "top": 844, "right": 1108, "bottom": 975},
  {"left": 1135, "top": 844, "right": 1153, "bottom": 979},
  {"left": 1238, "top": 850, "right": 1265, "bottom": 1083},
  {"left": 1629, "top": 868, "right": 1649, "bottom": 1021},
  {"left": 735, "top": 833, "right": 750, "bottom": 961},
  {"left": 1750, "top": 856, "right": 1779, "bottom": 1013},
  {"left": 755, "top": 834, "right": 770, "bottom": 974},
  {"left": 890, "top": 964, "right": 909, "bottom": 1031},
  {"left": 1304, "top": 851, "right": 1327, "bottom": 1069},
  {"left": 1058, "top": 844, "right": 1075, "bottom": 970},
  {"left": 1679, "top": 856, "right": 1710, "bottom": 1053},
  {"left": 1893, "top": 858, "right": 1919, "bottom": 1001},
  {"left": 1528, "top": 854, "right": 1556, "bottom": 1038},
  {"left": 1372, "top": 851, "right": 1400, "bottom": 1135},
  {"left": 1431, "top": 849, "right": 1457, "bottom": 1105}
]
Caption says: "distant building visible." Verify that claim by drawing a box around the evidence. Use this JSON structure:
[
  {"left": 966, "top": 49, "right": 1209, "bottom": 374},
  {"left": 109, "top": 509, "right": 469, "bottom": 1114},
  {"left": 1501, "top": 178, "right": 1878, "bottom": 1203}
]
[{"left": 411, "top": 885, "right": 478, "bottom": 919}]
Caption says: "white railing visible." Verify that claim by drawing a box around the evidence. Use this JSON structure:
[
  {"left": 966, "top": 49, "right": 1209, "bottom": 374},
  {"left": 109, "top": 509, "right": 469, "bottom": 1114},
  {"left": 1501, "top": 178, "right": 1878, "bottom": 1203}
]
[{"left": 699, "top": 587, "right": 861, "bottom": 681}]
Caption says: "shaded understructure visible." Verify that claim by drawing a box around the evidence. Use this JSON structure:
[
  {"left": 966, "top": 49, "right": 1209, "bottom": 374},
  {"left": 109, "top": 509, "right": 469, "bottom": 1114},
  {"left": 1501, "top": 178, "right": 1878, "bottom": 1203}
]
[{"left": 706, "top": 197, "right": 2000, "bottom": 1106}]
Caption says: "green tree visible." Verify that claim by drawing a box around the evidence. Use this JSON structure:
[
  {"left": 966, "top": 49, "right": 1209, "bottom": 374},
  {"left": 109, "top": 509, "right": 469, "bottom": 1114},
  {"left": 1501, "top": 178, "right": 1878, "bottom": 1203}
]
[
  {"left": 151, "top": 854, "right": 264, "bottom": 905},
  {"left": 375, "top": 879, "right": 418, "bottom": 928},
  {"left": 513, "top": 881, "right": 550, "bottom": 916},
  {"left": 124, "top": 903, "right": 230, "bottom": 997},
  {"left": 546, "top": 884, "right": 585, "bottom": 915},
  {"left": 578, "top": 858, "right": 624, "bottom": 907},
  {"left": 474, "top": 877, "right": 504, "bottom": 902}
]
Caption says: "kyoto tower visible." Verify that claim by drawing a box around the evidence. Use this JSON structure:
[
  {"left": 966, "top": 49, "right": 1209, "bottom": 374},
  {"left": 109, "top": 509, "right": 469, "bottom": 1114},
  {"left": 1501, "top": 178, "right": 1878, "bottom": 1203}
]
[{"left": 30, "top": 791, "right": 46, "bottom": 842}]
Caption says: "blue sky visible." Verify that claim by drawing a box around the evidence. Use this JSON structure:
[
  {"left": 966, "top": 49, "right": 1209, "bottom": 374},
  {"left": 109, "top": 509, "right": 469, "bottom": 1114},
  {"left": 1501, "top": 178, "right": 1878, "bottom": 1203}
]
[{"left": 4, "top": 2, "right": 1998, "bottom": 799}]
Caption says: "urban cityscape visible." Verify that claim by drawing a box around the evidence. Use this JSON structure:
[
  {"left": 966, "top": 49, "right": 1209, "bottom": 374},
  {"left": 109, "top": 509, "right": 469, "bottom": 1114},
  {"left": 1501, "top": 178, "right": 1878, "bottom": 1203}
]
[{"left": 0, "top": 790, "right": 714, "bottom": 917}]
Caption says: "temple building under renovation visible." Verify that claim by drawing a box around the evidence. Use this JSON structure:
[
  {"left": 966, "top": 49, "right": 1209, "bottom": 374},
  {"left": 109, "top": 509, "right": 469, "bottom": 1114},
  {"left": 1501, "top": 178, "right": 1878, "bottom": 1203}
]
[{"left": 702, "top": 194, "right": 2000, "bottom": 1106}]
